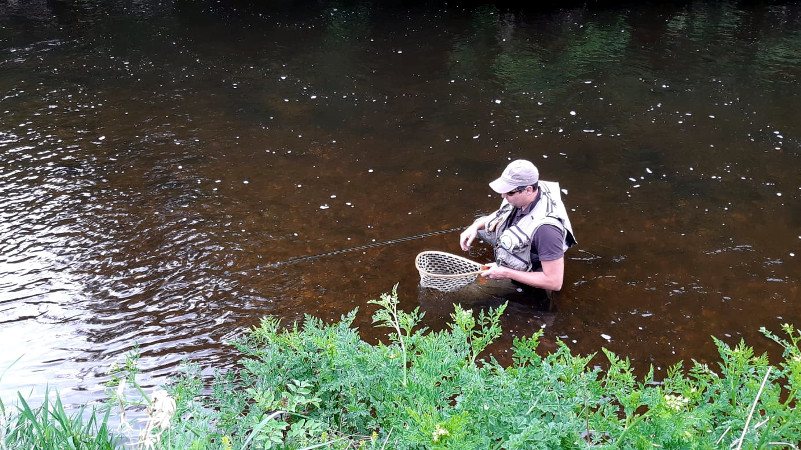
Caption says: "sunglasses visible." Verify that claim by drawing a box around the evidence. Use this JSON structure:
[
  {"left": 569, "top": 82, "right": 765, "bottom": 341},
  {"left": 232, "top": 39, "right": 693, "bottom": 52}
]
[{"left": 505, "top": 186, "right": 527, "bottom": 196}]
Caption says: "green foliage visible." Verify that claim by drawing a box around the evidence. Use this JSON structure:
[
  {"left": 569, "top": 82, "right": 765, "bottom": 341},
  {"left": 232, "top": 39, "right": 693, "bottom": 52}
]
[
  {"left": 144, "top": 287, "right": 801, "bottom": 449},
  {"left": 0, "top": 387, "right": 117, "bottom": 449},
  {"left": 3, "top": 288, "right": 801, "bottom": 449}
]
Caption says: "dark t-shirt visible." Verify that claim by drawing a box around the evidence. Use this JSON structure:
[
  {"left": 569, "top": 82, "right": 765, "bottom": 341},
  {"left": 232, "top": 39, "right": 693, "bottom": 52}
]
[{"left": 533, "top": 224, "right": 565, "bottom": 261}]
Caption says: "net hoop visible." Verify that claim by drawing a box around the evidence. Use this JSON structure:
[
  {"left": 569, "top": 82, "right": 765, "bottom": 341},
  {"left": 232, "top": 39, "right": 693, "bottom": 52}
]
[{"left": 415, "top": 251, "right": 487, "bottom": 292}]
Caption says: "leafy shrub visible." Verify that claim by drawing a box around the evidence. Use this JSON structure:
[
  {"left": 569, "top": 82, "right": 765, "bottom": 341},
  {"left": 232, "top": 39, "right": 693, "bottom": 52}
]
[
  {"left": 135, "top": 285, "right": 801, "bottom": 449},
  {"left": 5, "top": 286, "right": 801, "bottom": 449}
]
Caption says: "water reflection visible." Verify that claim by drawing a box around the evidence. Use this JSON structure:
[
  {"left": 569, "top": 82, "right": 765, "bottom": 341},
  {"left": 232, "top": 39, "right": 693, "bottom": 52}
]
[{"left": 1, "top": 0, "right": 800, "bottom": 407}]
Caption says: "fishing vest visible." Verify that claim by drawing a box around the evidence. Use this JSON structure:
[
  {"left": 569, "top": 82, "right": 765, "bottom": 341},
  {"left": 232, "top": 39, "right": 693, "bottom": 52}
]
[{"left": 483, "top": 180, "right": 577, "bottom": 272}]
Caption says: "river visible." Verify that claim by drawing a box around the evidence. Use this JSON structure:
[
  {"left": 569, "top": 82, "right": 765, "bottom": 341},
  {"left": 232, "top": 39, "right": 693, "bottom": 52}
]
[{"left": 1, "top": 0, "right": 799, "bottom": 407}]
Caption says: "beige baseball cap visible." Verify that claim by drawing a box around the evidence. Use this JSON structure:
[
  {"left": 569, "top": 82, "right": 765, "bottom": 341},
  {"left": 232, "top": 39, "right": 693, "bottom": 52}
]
[{"left": 488, "top": 159, "right": 539, "bottom": 193}]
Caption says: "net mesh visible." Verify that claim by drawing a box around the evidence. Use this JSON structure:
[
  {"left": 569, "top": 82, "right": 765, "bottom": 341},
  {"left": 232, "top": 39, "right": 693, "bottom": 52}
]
[{"left": 415, "top": 251, "right": 485, "bottom": 292}]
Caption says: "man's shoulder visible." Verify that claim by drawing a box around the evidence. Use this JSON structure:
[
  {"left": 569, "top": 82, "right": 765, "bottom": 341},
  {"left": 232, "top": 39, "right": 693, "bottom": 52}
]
[
  {"left": 534, "top": 223, "right": 563, "bottom": 240},
  {"left": 533, "top": 224, "right": 565, "bottom": 260}
]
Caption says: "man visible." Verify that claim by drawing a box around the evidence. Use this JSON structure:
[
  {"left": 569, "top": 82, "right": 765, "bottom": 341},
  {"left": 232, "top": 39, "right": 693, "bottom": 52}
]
[{"left": 459, "top": 159, "right": 577, "bottom": 292}]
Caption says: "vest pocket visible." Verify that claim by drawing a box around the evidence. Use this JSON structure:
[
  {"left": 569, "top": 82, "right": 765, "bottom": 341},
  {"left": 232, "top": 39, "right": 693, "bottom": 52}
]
[
  {"left": 496, "top": 247, "right": 530, "bottom": 271},
  {"left": 498, "top": 227, "right": 528, "bottom": 251},
  {"left": 496, "top": 227, "right": 532, "bottom": 271}
]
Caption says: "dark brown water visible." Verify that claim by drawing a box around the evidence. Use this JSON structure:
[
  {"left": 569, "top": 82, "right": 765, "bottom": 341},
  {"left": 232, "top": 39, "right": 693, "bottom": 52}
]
[{"left": 2, "top": 0, "right": 800, "bottom": 406}]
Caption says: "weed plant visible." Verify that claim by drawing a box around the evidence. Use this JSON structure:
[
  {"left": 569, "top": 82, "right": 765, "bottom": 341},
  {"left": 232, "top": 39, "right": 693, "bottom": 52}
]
[
  {"left": 0, "top": 387, "right": 117, "bottom": 449},
  {"left": 3, "top": 285, "right": 801, "bottom": 448}
]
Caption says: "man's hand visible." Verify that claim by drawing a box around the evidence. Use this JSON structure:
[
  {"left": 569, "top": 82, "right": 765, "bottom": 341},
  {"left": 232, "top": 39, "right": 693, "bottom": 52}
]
[
  {"left": 459, "top": 215, "right": 491, "bottom": 251},
  {"left": 459, "top": 225, "right": 478, "bottom": 251},
  {"left": 480, "top": 262, "right": 502, "bottom": 278},
  {"left": 480, "top": 258, "right": 564, "bottom": 291}
]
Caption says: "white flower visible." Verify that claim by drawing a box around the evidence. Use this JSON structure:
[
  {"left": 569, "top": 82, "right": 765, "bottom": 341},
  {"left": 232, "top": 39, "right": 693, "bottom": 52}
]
[
  {"left": 148, "top": 390, "right": 177, "bottom": 430},
  {"left": 135, "top": 390, "right": 178, "bottom": 450},
  {"left": 116, "top": 379, "right": 126, "bottom": 399},
  {"left": 664, "top": 394, "right": 689, "bottom": 411},
  {"left": 432, "top": 424, "right": 450, "bottom": 443}
]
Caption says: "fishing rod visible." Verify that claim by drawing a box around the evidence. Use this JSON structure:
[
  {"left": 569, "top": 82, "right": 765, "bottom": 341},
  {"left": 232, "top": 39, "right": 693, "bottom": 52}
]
[{"left": 240, "top": 226, "right": 464, "bottom": 273}]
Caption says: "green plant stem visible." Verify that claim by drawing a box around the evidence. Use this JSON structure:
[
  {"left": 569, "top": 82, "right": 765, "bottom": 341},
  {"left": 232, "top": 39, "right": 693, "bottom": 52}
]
[
  {"left": 615, "top": 409, "right": 652, "bottom": 446},
  {"left": 241, "top": 410, "right": 286, "bottom": 450},
  {"left": 390, "top": 300, "right": 409, "bottom": 388},
  {"left": 735, "top": 367, "right": 772, "bottom": 450},
  {"left": 299, "top": 436, "right": 349, "bottom": 449}
]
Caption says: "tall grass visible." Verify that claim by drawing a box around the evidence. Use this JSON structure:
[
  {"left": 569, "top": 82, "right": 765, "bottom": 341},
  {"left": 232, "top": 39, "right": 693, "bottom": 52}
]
[{"left": 0, "top": 386, "right": 118, "bottom": 449}]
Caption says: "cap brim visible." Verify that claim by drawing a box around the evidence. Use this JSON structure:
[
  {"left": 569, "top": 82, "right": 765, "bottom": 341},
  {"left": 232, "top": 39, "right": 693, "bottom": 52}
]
[{"left": 489, "top": 177, "right": 516, "bottom": 194}]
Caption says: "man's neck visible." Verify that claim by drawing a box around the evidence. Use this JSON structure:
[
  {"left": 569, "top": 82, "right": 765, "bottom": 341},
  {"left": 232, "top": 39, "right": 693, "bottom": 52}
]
[{"left": 519, "top": 189, "right": 541, "bottom": 213}]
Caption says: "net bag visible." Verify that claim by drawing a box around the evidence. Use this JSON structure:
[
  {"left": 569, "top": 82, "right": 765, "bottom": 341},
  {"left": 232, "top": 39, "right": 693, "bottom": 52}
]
[{"left": 415, "top": 251, "right": 487, "bottom": 292}]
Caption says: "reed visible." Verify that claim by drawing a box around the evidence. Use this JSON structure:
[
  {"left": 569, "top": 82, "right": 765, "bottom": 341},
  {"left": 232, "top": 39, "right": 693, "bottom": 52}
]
[{"left": 0, "top": 387, "right": 117, "bottom": 449}]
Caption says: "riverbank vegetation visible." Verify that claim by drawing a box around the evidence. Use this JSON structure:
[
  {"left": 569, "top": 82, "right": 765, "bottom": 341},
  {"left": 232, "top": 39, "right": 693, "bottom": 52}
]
[{"left": 2, "top": 286, "right": 801, "bottom": 449}]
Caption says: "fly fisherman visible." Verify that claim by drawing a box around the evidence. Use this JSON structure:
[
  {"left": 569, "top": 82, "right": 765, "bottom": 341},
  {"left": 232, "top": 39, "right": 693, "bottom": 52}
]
[{"left": 459, "top": 159, "right": 577, "bottom": 293}]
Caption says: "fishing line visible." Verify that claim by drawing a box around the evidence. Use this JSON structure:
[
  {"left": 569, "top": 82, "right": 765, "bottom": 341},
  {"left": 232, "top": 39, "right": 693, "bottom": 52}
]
[{"left": 241, "top": 226, "right": 464, "bottom": 273}]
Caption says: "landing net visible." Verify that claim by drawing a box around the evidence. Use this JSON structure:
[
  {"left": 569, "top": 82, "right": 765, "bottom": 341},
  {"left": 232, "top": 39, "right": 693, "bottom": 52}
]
[{"left": 415, "top": 251, "right": 487, "bottom": 292}]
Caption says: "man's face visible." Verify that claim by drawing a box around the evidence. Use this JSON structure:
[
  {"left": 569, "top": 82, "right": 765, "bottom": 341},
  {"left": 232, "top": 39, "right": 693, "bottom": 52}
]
[{"left": 501, "top": 186, "right": 535, "bottom": 208}]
